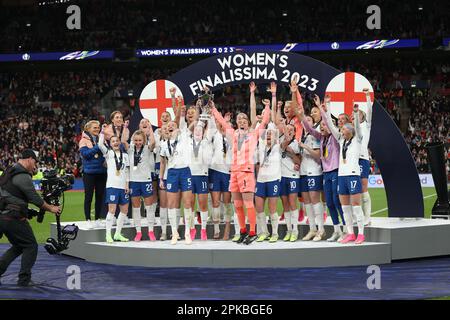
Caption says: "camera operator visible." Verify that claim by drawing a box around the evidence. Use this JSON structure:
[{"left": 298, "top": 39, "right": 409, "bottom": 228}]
[{"left": 0, "top": 149, "right": 61, "bottom": 287}]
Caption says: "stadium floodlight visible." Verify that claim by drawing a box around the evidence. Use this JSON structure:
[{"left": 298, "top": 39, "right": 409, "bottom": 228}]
[
  {"left": 152, "top": 18, "right": 157, "bottom": 22},
  {"left": 282, "top": 13, "right": 287, "bottom": 17},
  {"left": 418, "top": 7, "right": 423, "bottom": 10}
]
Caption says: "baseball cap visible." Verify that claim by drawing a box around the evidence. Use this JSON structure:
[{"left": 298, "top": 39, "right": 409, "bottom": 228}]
[{"left": 20, "top": 149, "right": 38, "bottom": 161}]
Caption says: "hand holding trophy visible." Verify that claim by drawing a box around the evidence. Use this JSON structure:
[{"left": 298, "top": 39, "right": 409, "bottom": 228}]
[{"left": 198, "top": 86, "right": 214, "bottom": 126}]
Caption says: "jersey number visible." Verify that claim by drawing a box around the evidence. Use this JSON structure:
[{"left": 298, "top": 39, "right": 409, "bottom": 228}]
[
  {"left": 308, "top": 179, "right": 315, "bottom": 187},
  {"left": 350, "top": 181, "right": 357, "bottom": 189}
]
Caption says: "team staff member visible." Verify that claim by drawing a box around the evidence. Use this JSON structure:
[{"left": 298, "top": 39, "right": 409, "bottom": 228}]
[
  {"left": 0, "top": 150, "right": 60, "bottom": 287},
  {"left": 79, "top": 120, "right": 107, "bottom": 229}
]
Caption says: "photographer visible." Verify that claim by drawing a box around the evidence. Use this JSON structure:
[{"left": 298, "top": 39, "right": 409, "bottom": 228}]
[{"left": 0, "top": 149, "right": 61, "bottom": 287}]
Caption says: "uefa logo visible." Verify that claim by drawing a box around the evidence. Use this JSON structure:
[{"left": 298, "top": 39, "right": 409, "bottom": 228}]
[
  {"left": 331, "top": 42, "right": 339, "bottom": 50},
  {"left": 22, "top": 53, "right": 30, "bottom": 61}
]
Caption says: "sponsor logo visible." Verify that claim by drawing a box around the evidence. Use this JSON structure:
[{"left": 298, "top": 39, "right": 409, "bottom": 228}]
[
  {"left": 331, "top": 42, "right": 339, "bottom": 50},
  {"left": 22, "top": 53, "right": 31, "bottom": 61},
  {"left": 59, "top": 50, "right": 100, "bottom": 60},
  {"left": 356, "top": 39, "right": 400, "bottom": 50}
]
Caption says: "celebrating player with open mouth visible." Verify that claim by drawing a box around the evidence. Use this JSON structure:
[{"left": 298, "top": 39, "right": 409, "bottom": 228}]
[
  {"left": 211, "top": 86, "right": 271, "bottom": 245},
  {"left": 128, "top": 119, "right": 156, "bottom": 242}
]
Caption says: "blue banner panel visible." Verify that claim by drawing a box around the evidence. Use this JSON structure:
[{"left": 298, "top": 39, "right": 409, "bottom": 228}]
[
  {"left": 136, "top": 39, "right": 420, "bottom": 57},
  {"left": 0, "top": 50, "right": 114, "bottom": 62},
  {"left": 443, "top": 38, "right": 450, "bottom": 46}
]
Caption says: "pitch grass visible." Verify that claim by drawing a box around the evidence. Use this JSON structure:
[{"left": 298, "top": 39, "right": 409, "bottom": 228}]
[{"left": 0, "top": 187, "right": 438, "bottom": 244}]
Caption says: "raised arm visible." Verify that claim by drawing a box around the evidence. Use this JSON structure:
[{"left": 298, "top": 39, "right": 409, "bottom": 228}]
[
  {"left": 275, "top": 100, "right": 286, "bottom": 134},
  {"left": 174, "top": 96, "right": 183, "bottom": 127},
  {"left": 269, "top": 82, "right": 277, "bottom": 123},
  {"left": 353, "top": 104, "right": 363, "bottom": 142},
  {"left": 255, "top": 102, "right": 271, "bottom": 139},
  {"left": 249, "top": 82, "right": 257, "bottom": 125},
  {"left": 301, "top": 113, "right": 321, "bottom": 140},
  {"left": 322, "top": 96, "right": 341, "bottom": 141},
  {"left": 98, "top": 124, "right": 109, "bottom": 155},
  {"left": 363, "top": 88, "right": 373, "bottom": 125},
  {"left": 211, "top": 103, "right": 232, "bottom": 132}
]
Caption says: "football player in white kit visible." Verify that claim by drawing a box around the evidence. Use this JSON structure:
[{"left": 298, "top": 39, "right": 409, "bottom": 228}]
[
  {"left": 127, "top": 121, "right": 156, "bottom": 242},
  {"left": 298, "top": 113, "right": 326, "bottom": 242},
  {"left": 154, "top": 123, "right": 171, "bottom": 240},
  {"left": 187, "top": 121, "right": 213, "bottom": 241},
  {"left": 208, "top": 111, "right": 235, "bottom": 240},
  {"left": 278, "top": 123, "right": 302, "bottom": 242},
  {"left": 355, "top": 88, "right": 373, "bottom": 226},
  {"left": 159, "top": 120, "right": 194, "bottom": 245},
  {"left": 98, "top": 125, "right": 130, "bottom": 243},
  {"left": 323, "top": 99, "right": 365, "bottom": 244},
  {"left": 255, "top": 122, "right": 282, "bottom": 242}
]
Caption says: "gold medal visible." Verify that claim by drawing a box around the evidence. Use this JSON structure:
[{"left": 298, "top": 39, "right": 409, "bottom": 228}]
[
  {"left": 133, "top": 166, "right": 138, "bottom": 171},
  {"left": 343, "top": 159, "right": 347, "bottom": 164},
  {"left": 94, "top": 154, "right": 99, "bottom": 159},
  {"left": 116, "top": 170, "right": 120, "bottom": 176}
]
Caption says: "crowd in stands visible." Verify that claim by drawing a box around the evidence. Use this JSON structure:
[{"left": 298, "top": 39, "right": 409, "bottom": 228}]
[
  {"left": 0, "top": 0, "right": 448, "bottom": 53},
  {"left": 0, "top": 56, "right": 449, "bottom": 176}
]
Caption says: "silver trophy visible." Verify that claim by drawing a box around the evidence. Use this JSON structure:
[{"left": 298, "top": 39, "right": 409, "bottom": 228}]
[{"left": 197, "top": 88, "right": 214, "bottom": 125}]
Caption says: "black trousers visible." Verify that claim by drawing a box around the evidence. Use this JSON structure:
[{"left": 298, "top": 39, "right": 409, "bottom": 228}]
[
  {"left": 0, "top": 215, "right": 38, "bottom": 285},
  {"left": 83, "top": 172, "right": 107, "bottom": 220}
]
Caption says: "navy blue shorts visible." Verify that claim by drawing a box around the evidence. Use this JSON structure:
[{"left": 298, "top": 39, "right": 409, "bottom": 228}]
[
  {"left": 300, "top": 175, "right": 323, "bottom": 193},
  {"left": 338, "top": 175, "right": 362, "bottom": 195},
  {"left": 192, "top": 175, "right": 209, "bottom": 194},
  {"left": 208, "top": 169, "right": 230, "bottom": 193},
  {"left": 105, "top": 187, "right": 129, "bottom": 205},
  {"left": 280, "top": 177, "right": 300, "bottom": 196},
  {"left": 129, "top": 181, "right": 153, "bottom": 198},
  {"left": 166, "top": 167, "right": 192, "bottom": 193},
  {"left": 255, "top": 180, "right": 280, "bottom": 198},
  {"left": 359, "top": 159, "right": 370, "bottom": 179}
]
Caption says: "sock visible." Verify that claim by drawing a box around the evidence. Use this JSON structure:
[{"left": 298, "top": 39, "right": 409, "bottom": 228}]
[
  {"left": 160, "top": 207, "right": 168, "bottom": 234},
  {"left": 342, "top": 205, "right": 354, "bottom": 234},
  {"left": 176, "top": 208, "right": 181, "bottom": 229},
  {"left": 168, "top": 208, "right": 177, "bottom": 236},
  {"left": 257, "top": 212, "right": 267, "bottom": 235},
  {"left": 235, "top": 206, "right": 246, "bottom": 233},
  {"left": 305, "top": 204, "right": 316, "bottom": 231},
  {"left": 132, "top": 208, "right": 141, "bottom": 233},
  {"left": 224, "top": 203, "right": 233, "bottom": 222},
  {"left": 201, "top": 211, "right": 208, "bottom": 229},
  {"left": 247, "top": 207, "right": 257, "bottom": 236},
  {"left": 233, "top": 212, "right": 240, "bottom": 234},
  {"left": 220, "top": 201, "right": 225, "bottom": 222},
  {"left": 291, "top": 210, "right": 299, "bottom": 235},
  {"left": 115, "top": 212, "right": 126, "bottom": 236},
  {"left": 353, "top": 205, "right": 365, "bottom": 235},
  {"left": 313, "top": 202, "right": 325, "bottom": 232},
  {"left": 284, "top": 211, "right": 292, "bottom": 232},
  {"left": 146, "top": 204, "right": 156, "bottom": 232},
  {"left": 184, "top": 207, "right": 192, "bottom": 236},
  {"left": 362, "top": 192, "right": 372, "bottom": 220},
  {"left": 106, "top": 212, "right": 114, "bottom": 237},
  {"left": 212, "top": 207, "right": 220, "bottom": 233},
  {"left": 333, "top": 224, "right": 342, "bottom": 233},
  {"left": 270, "top": 212, "right": 279, "bottom": 236}
]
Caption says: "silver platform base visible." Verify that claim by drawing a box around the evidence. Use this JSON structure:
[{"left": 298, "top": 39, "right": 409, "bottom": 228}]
[{"left": 50, "top": 217, "right": 450, "bottom": 268}]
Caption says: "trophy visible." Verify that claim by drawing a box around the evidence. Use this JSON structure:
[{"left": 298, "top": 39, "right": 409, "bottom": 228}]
[{"left": 197, "top": 87, "right": 214, "bottom": 125}]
